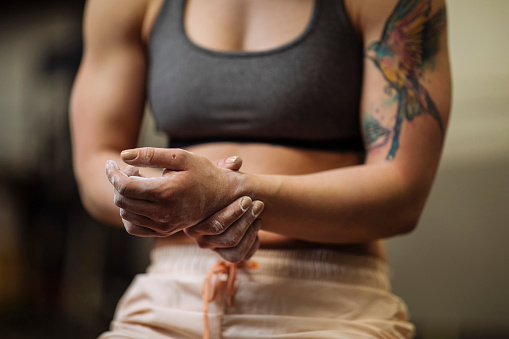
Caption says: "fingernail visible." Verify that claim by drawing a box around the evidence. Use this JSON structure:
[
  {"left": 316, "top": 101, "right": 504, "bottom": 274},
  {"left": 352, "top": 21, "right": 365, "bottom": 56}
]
[
  {"left": 225, "top": 156, "right": 238, "bottom": 164},
  {"left": 121, "top": 149, "right": 137, "bottom": 161},
  {"left": 252, "top": 201, "right": 264, "bottom": 217},
  {"left": 240, "top": 196, "right": 252, "bottom": 211}
]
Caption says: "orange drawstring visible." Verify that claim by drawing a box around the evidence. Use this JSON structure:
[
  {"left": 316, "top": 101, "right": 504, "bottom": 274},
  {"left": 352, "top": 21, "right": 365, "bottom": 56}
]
[{"left": 202, "top": 260, "right": 259, "bottom": 339}]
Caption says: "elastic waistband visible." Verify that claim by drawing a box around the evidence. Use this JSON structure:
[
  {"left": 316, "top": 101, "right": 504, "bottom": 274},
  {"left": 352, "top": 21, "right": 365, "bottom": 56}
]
[{"left": 149, "top": 245, "right": 391, "bottom": 290}]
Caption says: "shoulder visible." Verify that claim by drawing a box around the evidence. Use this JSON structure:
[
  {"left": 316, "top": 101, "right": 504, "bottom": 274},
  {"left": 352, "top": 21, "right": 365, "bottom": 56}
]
[
  {"left": 343, "top": 0, "right": 447, "bottom": 42},
  {"left": 83, "top": 0, "right": 150, "bottom": 52}
]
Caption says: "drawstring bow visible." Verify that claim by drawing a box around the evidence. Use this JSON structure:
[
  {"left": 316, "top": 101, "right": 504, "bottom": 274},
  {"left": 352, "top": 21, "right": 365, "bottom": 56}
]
[{"left": 202, "top": 260, "right": 258, "bottom": 339}]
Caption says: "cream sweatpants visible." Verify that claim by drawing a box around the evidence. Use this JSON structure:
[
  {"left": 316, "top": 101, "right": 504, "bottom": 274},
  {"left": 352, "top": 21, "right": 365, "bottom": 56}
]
[{"left": 99, "top": 245, "right": 414, "bottom": 339}]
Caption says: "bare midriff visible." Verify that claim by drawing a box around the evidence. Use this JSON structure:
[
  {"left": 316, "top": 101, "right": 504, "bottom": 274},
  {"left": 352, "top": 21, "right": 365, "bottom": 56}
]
[
  {"left": 155, "top": 142, "right": 386, "bottom": 260},
  {"left": 148, "top": 0, "right": 385, "bottom": 259}
]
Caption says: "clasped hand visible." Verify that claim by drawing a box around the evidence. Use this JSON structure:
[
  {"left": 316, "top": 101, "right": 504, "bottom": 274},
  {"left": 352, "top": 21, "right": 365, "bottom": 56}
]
[{"left": 105, "top": 147, "right": 264, "bottom": 263}]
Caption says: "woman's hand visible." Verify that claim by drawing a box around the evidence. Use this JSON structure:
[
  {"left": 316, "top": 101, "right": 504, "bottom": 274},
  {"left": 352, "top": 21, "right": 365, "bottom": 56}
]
[
  {"left": 113, "top": 152, "right": 265, "bottom": 262},
  {"left": 105, "top": 147, "right": 253, "bottom": 237},
  {"left": 189, "top": 155, "right": 264, "bottom": 262},
  {"left": 185, "top": 197, "right": 264, "bottom": 263}
]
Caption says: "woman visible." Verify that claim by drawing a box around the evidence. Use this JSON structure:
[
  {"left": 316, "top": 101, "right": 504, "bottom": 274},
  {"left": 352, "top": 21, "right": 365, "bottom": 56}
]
[{"left": 70, "top": 0, "right": 451, "bottom": 337}]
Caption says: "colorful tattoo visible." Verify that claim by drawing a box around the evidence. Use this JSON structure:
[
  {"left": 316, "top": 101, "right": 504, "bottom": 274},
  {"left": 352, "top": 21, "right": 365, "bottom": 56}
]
[
  {"left": 363, "top": 115, "right": 391, "bottom": 150},
  {"left": 365, "top": 0, "right": 446, "bottom": 160}
]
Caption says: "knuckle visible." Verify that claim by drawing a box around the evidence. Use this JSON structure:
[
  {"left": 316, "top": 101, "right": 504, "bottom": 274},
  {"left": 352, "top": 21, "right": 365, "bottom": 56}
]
[
  {"left": 196, "top": 238, "right": 211, "bottom": 249},
  {"left": 167, "top": 149, "right": 184, "bottom": 165},
  {"left": 156, "top": 188, "right": 172, "bottom": 202},
  {"left": 144, "top": 147, "right": 156, "bottom": 164},
  {"left": 210, "top": 219, "right": 225, "bottom": 234},
  {"left": 219, "top": 234, "right": 240, "bottom": 248},
  {"left": 226, "top": 251, "right": 244, "bottom": 264},
  {"left": 156, "top": 213, "right": 171, "bottom": 224},
  {"left": 161, "top": 222, "right": 179, "bottom": 235},
  {"left": 184, "top": 227, "right": 197, "bottom": 238},
  {"left": 174, "top": 149, "right": 187, "bottom": 160},
  {"left": 123, "top": 222, "right": 138, "bottom": 235},
  {"left": 113, "top": 194, "right": 123, "bottom": 207},
  {"left": 116, "top": 182, "right": 128, "bottom": 196},
  {"left": 171, "top": 218, "right": 187, "bottom": 232},
  {"left": 119, "top": 208, "right": 129, "bottom": 219}
]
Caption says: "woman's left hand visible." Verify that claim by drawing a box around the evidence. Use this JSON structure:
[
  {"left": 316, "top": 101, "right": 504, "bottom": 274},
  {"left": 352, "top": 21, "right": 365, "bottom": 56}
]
[
  {"left": 185, "top": 197, "right": 264, "bottom": 263},
  {"left": 106, "top": 147, "right": 251, "bottom": 237}
]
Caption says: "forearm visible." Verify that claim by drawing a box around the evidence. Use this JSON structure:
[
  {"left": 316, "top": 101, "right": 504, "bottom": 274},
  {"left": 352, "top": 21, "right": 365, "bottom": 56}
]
[
  {"left": 247, "top": 163, "right": 430, "bottom": 244},
  {"left": 110, "top": 147, "right": 433, "bottom": 243}
]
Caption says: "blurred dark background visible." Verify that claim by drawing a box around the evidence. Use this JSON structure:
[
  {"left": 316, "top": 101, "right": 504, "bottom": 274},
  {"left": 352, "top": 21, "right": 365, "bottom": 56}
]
[
  {"left": 0, "top": 0, "right": 508, "bottom": 338},
  {"left": 0, "top": 1, "right": 152, "bottom": 338}
]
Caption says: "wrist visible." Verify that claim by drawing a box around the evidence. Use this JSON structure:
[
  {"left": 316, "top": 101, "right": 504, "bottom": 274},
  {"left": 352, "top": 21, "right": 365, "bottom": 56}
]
[{"left": 239, "top": 172, "right": 282, "bottom": 206}]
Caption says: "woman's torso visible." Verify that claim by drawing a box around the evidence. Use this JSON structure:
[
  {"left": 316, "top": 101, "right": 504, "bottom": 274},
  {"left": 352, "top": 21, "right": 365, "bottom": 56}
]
[{"left": 142, "top": 0, "right": 386, "bottom": 259}]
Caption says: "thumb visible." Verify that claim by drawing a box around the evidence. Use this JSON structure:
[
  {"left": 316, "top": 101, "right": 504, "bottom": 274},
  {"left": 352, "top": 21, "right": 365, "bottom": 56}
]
[
  {"left": 120, "top": 147, "right": 189, "bottom": 170},
  {"left": 214, "top": 156, "right": 243, "bottom": 171}
]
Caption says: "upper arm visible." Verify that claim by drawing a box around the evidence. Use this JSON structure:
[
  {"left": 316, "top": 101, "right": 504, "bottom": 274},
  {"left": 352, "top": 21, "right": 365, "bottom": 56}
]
[
  {"left": 356, "top": 0, "right": 451, "bottom": 189},
  {"left": 70, "top": 0, "right": 149, "bottom": 174}
]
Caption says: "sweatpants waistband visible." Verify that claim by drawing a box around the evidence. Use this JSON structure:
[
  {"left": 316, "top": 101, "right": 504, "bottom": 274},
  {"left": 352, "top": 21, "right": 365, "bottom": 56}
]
[{"left": 149, "top": 245, "right": 391, "bottom": 290}]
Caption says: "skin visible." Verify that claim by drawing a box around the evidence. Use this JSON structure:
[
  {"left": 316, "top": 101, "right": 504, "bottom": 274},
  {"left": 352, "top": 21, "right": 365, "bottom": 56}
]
[
  {"left": 110, "top": 156, "right": 264, "bottom": 262},
  {"left": 71, "top": 0, "right": 451, "bottom": 263}
]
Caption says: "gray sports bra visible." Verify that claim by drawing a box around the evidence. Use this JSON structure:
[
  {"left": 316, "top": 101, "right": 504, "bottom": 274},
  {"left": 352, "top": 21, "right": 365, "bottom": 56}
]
[{"left": 148, "top": 0, "right": 364, "bottom": 151}]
